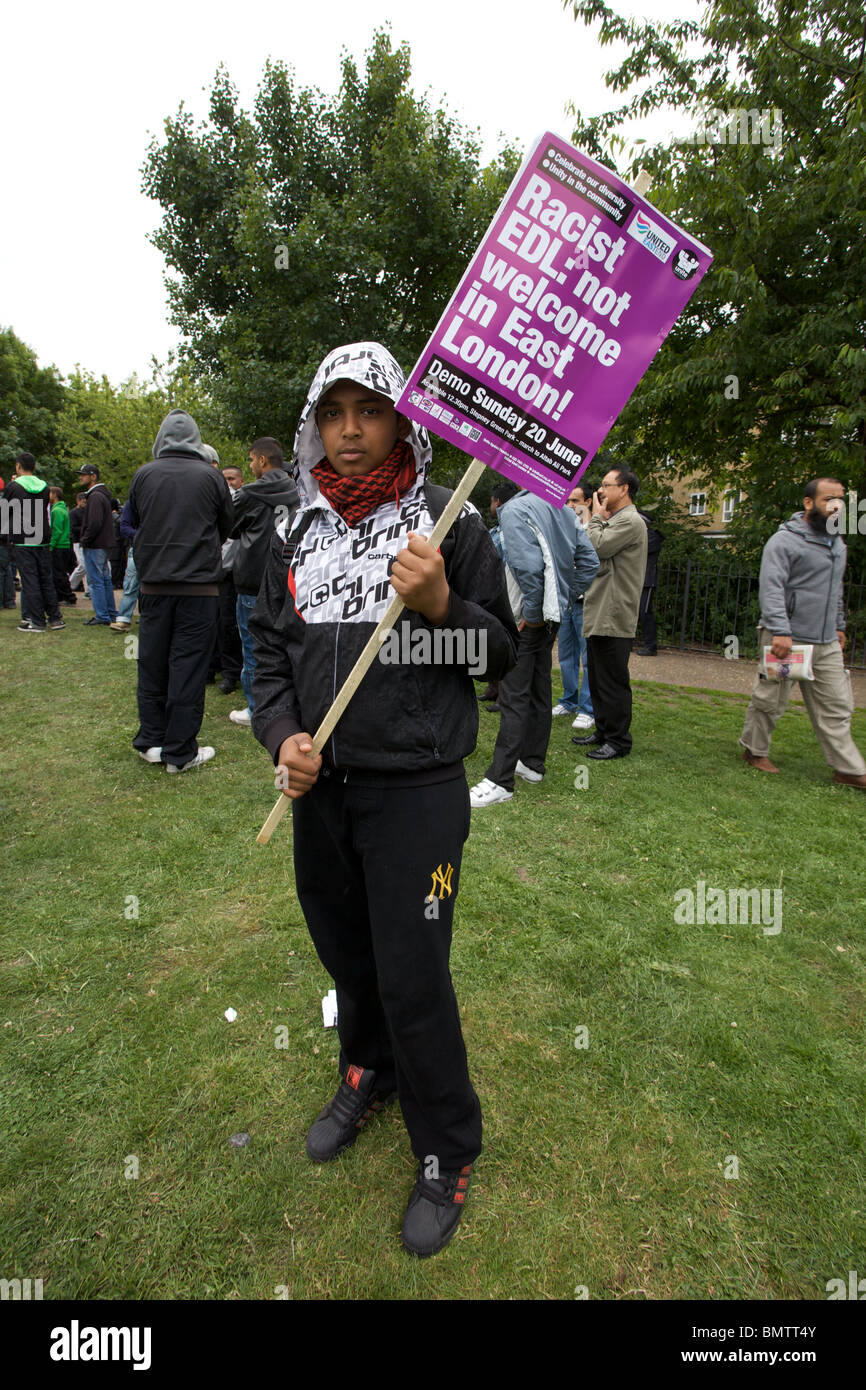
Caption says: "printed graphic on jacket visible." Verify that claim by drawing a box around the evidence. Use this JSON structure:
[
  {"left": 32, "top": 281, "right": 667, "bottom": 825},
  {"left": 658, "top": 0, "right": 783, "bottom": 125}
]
[{"left": 288, "top": 479, "right": 476, "bottom": 626}]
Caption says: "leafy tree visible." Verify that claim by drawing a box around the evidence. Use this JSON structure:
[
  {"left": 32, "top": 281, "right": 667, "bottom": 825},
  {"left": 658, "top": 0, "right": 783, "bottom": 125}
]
[
  {"left": 142, "top": 29, "right": 521, "bottom": 481},
  {"left": 564, "top": 0, "right": 866, "bottom": 571},
  {"left": 0, "top": 327, "right": 65, "bottom": 477},
  {"left": 56, "top": 356, "right": 247, "bottom": 501}
]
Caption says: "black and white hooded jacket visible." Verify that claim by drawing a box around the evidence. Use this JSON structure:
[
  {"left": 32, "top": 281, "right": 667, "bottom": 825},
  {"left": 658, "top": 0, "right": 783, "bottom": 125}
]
[{"left": 248, "top": 342, "right": 518, "bottom": 778}]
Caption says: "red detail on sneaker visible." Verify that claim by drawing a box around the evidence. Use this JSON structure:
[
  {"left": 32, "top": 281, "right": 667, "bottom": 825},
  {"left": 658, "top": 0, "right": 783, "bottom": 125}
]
[
  {"left": 346, "top": 1065, "right": 364, "bottom": 1091},
  {"left": 454, "top": 1191, "right": 465, "bottom": 1203}
]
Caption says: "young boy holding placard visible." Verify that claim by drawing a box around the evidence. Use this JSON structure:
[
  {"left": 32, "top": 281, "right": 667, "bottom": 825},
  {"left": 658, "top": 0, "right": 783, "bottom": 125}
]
[{"left": 249, "top": 342, "right": 517, "bottom": 1256}]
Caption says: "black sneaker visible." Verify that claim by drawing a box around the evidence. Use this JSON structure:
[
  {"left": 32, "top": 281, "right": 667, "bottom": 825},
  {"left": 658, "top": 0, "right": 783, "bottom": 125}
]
[
  {"left": 17, "top": 620, "right": 46, "bottom": 632},
  {"left": 219, "top": 677, "right": 238, "bottom": 694},
  {"left": 401, "top": 1162, "right": 473, "bottom": 1257},
  {"left": 305, "top": 1065, "right": 396, "bottom": 1162},
  {"left": 48, "top": 618, "right": 66, "bottom": 630}
]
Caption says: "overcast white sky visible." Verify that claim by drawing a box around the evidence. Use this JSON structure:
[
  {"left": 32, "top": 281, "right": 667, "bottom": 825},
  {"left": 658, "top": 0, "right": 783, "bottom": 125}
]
[{"left": 1, "top": 0, "right": 695, "bottom": 384}]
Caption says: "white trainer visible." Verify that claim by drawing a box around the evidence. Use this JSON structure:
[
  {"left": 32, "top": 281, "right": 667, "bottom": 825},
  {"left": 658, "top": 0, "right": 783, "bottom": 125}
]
[
  {"left": 469, "top": 778, "right": 513, "bottom": 808},
  {"left": 137, "top": 747, "right": 163, "bottom": 764},
  {"left": 229, "top": 708, "right": 252, "bottom": 726},
  {"left": 571, "top": 713, "right": 595, "bottom": 730},
  {"left": 515, "top": 760, "right": 543, "bottom": 783},
  {"left": 551, "top": 703, "right": 573, "bottom": 716},
  {"left": 165, "top": 746, "right": 216, "bottom": 773}
]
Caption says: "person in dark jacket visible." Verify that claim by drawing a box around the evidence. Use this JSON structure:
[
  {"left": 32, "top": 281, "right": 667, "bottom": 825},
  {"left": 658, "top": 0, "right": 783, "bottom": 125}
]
[
  {"left": 213, "top": 465, "right": 244, "bottom": 693},
  {"left": 127, "top": 410, "right": 235, "bottom": 771},
  {"left": 228, "top": 437, "right": 299, "bottom": 726},
  {"left": 77, "top": 465, "right": 118, "bottom": 624},
  {"left": 109, "top": 500, "right": 128, "bottom": 589},
  {"left": 635, "top": 506, "right": 664, "bottom": 655},
  {"left": 2, "top": 452, "right": 64, "bottom": 631},
  {"left": 108, "top": 500, "right": 140, "bottom": 631},
  {"left": 249, "top": 342, "right": 517, "bottom": 1257},
  {"left": 0, "top": 472, "right": 15, "bottom": 608},
  {"left": 68, "top": 493, "right": 88, "bottom": 592}
]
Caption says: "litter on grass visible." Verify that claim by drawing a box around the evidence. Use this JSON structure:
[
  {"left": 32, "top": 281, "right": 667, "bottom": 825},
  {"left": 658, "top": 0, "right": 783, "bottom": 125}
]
[{"left": 322, "top": 990, "right": 338, "bottom": 1028}]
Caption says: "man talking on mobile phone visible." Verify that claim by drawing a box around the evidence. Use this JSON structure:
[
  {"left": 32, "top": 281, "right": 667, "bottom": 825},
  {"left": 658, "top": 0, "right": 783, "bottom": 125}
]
[{"left": 572, "top": 468, "right": 647, "bottom": 761}]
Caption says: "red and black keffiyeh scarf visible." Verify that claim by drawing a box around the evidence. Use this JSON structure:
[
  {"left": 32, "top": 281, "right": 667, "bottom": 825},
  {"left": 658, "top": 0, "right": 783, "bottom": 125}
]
[{"left": 310, "top": 440, "right": 416, "bottom": 528}]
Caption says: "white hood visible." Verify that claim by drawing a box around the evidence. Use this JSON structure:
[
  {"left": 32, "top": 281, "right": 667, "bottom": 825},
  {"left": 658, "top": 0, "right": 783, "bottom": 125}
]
[{"left": 292, "top": 342, "right": 432, "bottom": 508}]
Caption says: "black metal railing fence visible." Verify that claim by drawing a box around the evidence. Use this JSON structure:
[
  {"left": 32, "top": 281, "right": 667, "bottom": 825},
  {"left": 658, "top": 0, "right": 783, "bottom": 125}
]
[{"left": 651, "top": 559, "right": 866, "bottom": 669}]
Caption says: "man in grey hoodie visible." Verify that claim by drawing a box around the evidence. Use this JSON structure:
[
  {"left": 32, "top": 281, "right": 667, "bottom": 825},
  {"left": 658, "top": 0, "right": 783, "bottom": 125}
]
[
  {"left": 127, "top": 410, "right": 234, "bottom": 771},
  {"left": 739, "top": 477, "right": 866, "bottom": 787}
]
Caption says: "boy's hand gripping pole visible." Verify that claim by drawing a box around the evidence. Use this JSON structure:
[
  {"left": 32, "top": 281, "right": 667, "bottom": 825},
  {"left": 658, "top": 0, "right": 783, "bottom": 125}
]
[{"left": 256, "top": 457, "right": 487, "bottom": 844}]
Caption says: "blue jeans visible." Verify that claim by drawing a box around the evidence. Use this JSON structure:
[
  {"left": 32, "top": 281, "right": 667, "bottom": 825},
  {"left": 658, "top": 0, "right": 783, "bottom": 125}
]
[
  {"left": 116, "top": 549, "right": 139, "bottom": 623},
  {"left": 236, "top": 592, "right": 257, "bottom": 711},
  {"left": 83, "top": 548, "right": 117, "bottom": 622},
  {"left": 557, "top": 603, "right": 593, "bottom": 716}
]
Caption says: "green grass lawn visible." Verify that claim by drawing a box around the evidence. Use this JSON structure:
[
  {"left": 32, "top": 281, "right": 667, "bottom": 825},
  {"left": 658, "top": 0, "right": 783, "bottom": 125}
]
[{"left": 1, "top": 607, "right": 864, "bottom": 1300}]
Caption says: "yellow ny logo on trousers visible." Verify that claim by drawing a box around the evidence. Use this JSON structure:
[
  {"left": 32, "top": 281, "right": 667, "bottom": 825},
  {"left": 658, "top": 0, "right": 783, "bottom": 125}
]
[{"left": 428, "top": 863, "right": 454, "bottom": 900}]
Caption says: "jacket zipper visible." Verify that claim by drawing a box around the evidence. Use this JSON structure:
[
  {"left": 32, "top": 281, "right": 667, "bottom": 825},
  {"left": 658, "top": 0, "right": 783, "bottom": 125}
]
[
  {"left": 413, "top": 667, "right": 441, "bottom": 759},
  {"left": 822, "top": 539, "right": 834, "bottom": 641},
  {"left": 330, "top": 627, "right": 339, "bottom": 766}
]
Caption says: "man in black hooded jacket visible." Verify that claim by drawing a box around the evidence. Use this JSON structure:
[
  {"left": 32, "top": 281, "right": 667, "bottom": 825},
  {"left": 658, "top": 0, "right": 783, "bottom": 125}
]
[
  {"left": 227, "top": 436, "right": 298, "bottom": 726},
  {"left": 128, "top": 409, "right": 234, "bottom": 771}
]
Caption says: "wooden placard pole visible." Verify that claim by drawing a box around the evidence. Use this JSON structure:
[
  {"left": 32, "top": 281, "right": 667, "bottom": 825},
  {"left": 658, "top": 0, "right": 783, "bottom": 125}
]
[{"left": 256, "top": 456, "right": 487, "bottom": 843}]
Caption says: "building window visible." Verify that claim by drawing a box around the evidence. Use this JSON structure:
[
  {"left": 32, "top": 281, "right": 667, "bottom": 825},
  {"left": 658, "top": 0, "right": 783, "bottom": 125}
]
[
  {"left": 690, "top": 492, "right": 707, "bottom": 516},
  {"left": 722, "top": 492, "right": 739, "bottom": 522}
]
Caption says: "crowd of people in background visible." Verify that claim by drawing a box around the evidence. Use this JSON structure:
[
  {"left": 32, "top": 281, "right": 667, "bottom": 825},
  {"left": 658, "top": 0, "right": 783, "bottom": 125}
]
[{"left": 2, "top": 437, "right": 864, "bottom": 792}]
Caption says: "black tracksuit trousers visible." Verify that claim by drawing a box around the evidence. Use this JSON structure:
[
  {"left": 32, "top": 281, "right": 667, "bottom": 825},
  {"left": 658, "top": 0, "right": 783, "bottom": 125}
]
[
  {"left": 292, "top": 770, "right": 482, "bottom": 1170},
  {"left": 638, "top": 586, "right": 658, "bottom": 649},
  {"left": 133, "top": 595, "right": 218, "bottom": 765},
  {"left": 209, "top": 572, "right": 243, "bottom": 681},
  {"left": 14, "top": 546, "right": 61, "bottom": 626}
]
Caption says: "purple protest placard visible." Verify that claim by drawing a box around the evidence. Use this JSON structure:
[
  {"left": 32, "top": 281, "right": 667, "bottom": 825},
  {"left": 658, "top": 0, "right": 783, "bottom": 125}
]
[{"left": 397, "top": 133, "right": 713, "bottom": 507}]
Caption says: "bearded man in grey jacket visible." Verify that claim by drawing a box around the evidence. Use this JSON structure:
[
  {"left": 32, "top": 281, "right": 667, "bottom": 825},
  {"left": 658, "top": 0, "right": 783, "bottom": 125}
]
[{"left": 740, "top": 477, "right": 866, "bottom": 787}]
